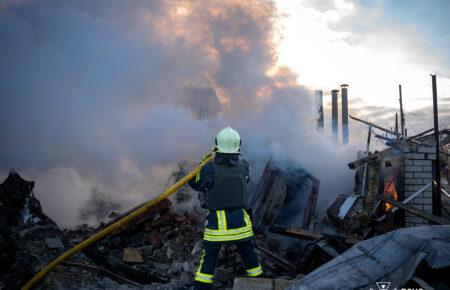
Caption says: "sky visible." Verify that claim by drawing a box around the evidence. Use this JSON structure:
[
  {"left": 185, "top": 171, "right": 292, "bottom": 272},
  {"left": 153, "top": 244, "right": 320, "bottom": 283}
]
[
  {"left": 274, "top": 0, "right": 450, "bottom": 136},
  {"left": 0, "top": 0, "right": 449, "bottom": 227}
]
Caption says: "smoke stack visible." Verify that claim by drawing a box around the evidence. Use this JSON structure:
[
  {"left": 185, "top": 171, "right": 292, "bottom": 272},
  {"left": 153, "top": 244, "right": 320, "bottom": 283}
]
[
  {"left": 395, "top": 113, "right": 399, "bottom": 136},
  {"left": 315, "top": 90, "right": 324, "bottom": 129},
  {"left": 341, "top": 84, "right": 349, "bottom": 144},
  {"left": 331, "top": 89, "right": 339, "bottom": 141}
]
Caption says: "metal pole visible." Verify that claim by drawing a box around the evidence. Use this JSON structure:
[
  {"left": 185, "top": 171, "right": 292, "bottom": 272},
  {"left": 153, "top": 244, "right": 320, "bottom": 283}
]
[
  {"left": 361, "top": 124, "right": 372, "bottom": 198},
  {"left": 431, "top": 74, "right": 441, "bottom": 217},
  {"left": 399, "top": 84, "right": 405, "bottom": 136}
]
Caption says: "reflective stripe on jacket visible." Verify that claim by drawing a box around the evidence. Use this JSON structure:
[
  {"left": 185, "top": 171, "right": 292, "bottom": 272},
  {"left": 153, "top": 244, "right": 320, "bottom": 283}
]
[{"left": 203, "top": 208, "right": 254, "bottom": 242}]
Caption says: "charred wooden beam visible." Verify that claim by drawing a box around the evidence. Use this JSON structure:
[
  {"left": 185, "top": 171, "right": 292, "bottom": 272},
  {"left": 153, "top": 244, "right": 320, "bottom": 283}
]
[
  {"left": 270, "top": 226, "right": 360, "bottom": 245},
  {"left": 375, "top": 195, "right": 450, "bottom": 225},
  {"left": 64, "top": 262, "right": 143, "bottom": 287},
  {"left": 254, "top": 244, "right": 297, "bottom": 273},
  {"left": 251, "top": 160, "right": 319, "bottom": 233},
  {"left": 99, "top": 198, "right": 171, "bottom": 234},
  {"left": 348, "top": 148, "right": 393, "bottom": 169},
  {"left": 270, "top": 226, "right": 322, "bottom": 240}
]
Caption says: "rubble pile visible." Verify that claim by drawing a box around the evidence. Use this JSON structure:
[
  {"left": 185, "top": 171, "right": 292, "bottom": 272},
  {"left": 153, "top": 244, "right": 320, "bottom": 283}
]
[
  {"left": 0, "top": 170, "right": 63, "bottom": 289},
  {"left": 0, "top": 170, "right": 289, "bottom": 289},
  {"left": 2, "top": 146, "right": 449, "bottom": 290}
]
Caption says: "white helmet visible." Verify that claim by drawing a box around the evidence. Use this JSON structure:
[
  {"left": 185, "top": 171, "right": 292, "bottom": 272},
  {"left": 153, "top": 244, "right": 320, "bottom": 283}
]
[{"left": 215, "top": 127, "right": 241, "bottom": 153}]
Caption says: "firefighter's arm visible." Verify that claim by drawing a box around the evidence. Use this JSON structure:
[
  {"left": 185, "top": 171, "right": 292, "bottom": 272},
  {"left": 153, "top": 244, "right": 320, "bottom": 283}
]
[{"left": 188, "top": 162, "right": 214, "bottom": 191}]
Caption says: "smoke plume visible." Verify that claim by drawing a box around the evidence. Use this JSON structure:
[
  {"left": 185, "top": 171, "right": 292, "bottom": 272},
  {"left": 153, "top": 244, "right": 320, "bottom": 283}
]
[{"left": 0, "top": 0, "right": 357, "bottom": 228}]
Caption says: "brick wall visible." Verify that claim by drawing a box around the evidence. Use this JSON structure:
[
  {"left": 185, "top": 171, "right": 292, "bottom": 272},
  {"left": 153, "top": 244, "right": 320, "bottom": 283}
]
[{"left": 403, "top": 144, "right": 436, "bottom": 227}]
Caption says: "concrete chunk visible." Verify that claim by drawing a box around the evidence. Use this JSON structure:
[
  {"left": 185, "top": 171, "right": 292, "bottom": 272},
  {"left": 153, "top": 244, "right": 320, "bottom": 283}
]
[
  {"left": 122, "top": 247, "right": 144, "bottom": 263},
  {"left": 191, "top": 239, "right": 202, "bottom": 256},
  {"left": 233, "top": 278, "right": 273, "bottom": 290},
  {"left": 45, "top": 237, "right": 64, "bottom": 249},
  {"left": 274, "top": 279, "right": 295, "bottom": 290}
]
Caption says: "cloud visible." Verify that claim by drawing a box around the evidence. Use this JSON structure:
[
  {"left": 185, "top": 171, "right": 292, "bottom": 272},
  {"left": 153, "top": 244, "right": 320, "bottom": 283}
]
[{"left": 274, "top": 0, "right": 450, "bottom": 113}]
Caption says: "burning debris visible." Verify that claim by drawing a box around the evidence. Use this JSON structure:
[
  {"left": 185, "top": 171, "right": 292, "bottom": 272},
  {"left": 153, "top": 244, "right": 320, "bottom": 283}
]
[{"left": 251, "top": 160, "right": 319, "bottom": 234}]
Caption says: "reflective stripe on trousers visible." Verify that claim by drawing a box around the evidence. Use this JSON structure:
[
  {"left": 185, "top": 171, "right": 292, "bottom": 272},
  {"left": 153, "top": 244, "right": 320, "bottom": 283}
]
[
  {"left": 194, "top": 239, "right": 263, "bottom": 285},
  {"left": 203, "top": 209, "right": 254, "bottom": 242}
]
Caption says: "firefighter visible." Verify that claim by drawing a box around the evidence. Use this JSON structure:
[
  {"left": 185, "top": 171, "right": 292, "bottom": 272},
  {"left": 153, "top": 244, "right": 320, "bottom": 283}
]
[{"left": 188, "top": 127, "right": 263, "bottom": 289}]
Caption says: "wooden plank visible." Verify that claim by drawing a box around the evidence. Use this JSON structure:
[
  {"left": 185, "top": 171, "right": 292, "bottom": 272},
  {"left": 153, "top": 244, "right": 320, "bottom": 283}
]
[
  {"left": 271, "top": 226, "right": 323, "bottom": 240},
  {"left": 375, "top": 195, "right": 450, "bottom": 225}
]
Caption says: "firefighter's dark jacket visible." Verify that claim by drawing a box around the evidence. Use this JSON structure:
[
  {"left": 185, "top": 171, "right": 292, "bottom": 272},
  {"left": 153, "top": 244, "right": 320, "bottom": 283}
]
[
  {"left": 188, "top": 153, "right": 250, "bottom": 204},
  {"left": 188, "top": 153, "right": 253, "bottom": 243}
]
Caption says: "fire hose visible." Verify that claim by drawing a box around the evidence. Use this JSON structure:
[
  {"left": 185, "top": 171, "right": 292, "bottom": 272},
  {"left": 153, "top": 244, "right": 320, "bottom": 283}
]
[{"left": 22, "top": 153, "right": 214, "bottom": 290}]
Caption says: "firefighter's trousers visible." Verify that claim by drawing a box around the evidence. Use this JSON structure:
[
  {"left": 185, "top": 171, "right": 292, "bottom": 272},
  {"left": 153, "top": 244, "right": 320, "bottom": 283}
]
[{"left": 194, "top": 239, "right": 262, "bottom": 288}]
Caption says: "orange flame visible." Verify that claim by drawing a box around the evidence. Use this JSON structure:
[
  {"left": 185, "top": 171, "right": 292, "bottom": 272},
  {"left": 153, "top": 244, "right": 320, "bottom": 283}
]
[{"left": 383, "top": 175, "right": 398, "bottom": 211}]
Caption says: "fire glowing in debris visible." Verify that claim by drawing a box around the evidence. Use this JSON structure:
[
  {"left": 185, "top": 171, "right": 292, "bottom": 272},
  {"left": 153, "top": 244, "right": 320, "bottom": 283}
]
[{"left": 383, "top": 176, "right": 398, "bottom": 211}]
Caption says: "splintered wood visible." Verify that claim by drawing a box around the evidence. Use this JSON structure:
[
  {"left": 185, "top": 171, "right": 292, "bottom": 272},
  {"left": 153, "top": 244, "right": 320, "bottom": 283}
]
[{"left": 250, "top": 160, "right": 319, "bottom": 233}]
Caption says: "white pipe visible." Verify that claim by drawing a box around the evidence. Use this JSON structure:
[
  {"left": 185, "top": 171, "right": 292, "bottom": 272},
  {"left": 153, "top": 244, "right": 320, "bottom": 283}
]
[{"left": 441, "top": 187, "right": 450, "bottom": 199}]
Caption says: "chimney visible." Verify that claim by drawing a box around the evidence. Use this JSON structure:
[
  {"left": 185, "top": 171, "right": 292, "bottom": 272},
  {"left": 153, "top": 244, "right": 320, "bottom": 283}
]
[
  {"left": 395, "top": 113, "right": 399, "bottom": 136},
  {"left": 341, "top": 84, "right": 349, "bottom": 144},
  {"left": 315, "top": 90, "right": 324, "bottom": 129},
  {"left": 331, "top": 89, "right": 339, "bottom": 141}
]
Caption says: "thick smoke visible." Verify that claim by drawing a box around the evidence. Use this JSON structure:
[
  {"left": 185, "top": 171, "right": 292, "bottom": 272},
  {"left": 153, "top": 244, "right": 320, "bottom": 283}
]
[{"left": 0, "top": 0, "right": 357, "bottom": 228}]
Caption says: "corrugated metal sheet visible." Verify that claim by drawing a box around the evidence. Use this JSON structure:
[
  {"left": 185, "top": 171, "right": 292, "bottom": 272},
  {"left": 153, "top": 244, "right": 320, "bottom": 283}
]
[{"left": 288, "top": 225, "right": 450, "bottom": 290}]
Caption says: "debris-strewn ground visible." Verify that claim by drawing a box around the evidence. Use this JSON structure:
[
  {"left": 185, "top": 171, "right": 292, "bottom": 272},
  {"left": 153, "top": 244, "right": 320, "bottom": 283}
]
[
  {"left": 0, "top": 170, "right": 293, "bottom": 289},
  {"left": 2, "top": 155, "right": 449, "bottom": 290}
]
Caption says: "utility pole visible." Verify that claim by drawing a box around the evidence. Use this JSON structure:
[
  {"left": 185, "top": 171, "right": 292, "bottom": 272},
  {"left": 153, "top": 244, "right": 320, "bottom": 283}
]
[
  {"left": 399, "top": 85, "right": 405, "bottom": 136},
  {"left": 361, "top": 124, "right": 372, "bottom": 199},
  {"left": 431, "top": 74, "right": 441, "bottom": 217}
]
